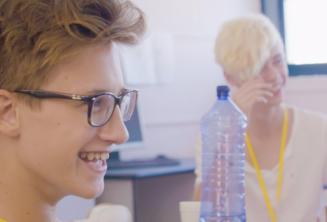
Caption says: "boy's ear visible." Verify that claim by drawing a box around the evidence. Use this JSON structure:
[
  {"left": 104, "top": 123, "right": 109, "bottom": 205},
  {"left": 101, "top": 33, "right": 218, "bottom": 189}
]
[{"left": 0, "top": 89, "right": 20, "bottom": 137}]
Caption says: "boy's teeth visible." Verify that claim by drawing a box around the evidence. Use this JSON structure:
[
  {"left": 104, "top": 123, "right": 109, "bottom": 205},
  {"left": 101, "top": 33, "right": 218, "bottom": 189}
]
[
  {"left": 80, "top": 153, "right": 87, "bottom": 159},
  {"left": 101, "top": 153, "right": 109, "bottom": 160},
  {"left": 79, "top": 152, "right": 110, "bottom": 161},
  {"left": 87, "top": 153, "right": 95, "bottom": 161}
]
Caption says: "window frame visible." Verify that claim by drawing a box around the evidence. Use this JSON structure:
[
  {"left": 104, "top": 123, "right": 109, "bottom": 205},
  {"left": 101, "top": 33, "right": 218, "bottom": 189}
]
[{"left": 261, "top": 0, "right": 327, "bottom": 76}]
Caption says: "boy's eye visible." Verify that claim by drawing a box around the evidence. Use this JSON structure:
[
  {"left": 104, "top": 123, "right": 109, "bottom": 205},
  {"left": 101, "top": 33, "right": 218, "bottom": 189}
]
[
  {"left": 273, "top": 55, "right": 283, "bottom": 65},
  {"left": 93, "top": 97, "right": 105, "bottom": 111}
]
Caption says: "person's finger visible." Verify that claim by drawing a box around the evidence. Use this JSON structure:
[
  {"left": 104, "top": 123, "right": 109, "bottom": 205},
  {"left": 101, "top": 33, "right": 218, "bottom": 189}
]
[
  {"left": 233, "top": 89, "right": 273, "bottom": 106},
  {"left": 232, "top": 89, "right": 273, "bottom": 116},
  {"left": 239, "top": 80, "right": 273, "bottom": 94}
]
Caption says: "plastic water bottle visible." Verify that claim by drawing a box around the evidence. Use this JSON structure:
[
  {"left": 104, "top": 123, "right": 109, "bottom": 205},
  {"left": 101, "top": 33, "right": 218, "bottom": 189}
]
[{"left": 199, "top": 85, "right": 247, "bottom": 222}]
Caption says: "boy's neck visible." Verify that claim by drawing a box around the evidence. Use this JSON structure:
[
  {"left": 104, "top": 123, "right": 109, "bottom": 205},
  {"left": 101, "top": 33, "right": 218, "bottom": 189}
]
[
  {"left": 0, "top": 163, "right": 58, "bottom": 222},
  {"left": 247, "top": 104, "right": 284, "bottom": 138}
]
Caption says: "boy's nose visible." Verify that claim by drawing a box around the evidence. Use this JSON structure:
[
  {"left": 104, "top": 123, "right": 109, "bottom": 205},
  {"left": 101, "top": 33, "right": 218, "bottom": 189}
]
[{"left": 97, "top": 107, "right": 129, "bottom": 145}]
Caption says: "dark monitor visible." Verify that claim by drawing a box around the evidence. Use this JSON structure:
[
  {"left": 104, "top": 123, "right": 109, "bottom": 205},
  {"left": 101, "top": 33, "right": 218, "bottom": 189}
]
[
  {"left": 108, "top": 104, "right": 180, "bottom": 169},
  {"left": 110, "top": 104, "right": 144, "bottom": 161}
]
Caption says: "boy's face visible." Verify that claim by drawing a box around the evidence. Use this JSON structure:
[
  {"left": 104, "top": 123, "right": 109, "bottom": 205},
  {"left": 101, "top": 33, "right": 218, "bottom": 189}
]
[
  {"left": 259, "top": 46, "right": 288, "bottom": 105},
  {"left": 15, "top": 44, "right": 129, "bottom": 200}
]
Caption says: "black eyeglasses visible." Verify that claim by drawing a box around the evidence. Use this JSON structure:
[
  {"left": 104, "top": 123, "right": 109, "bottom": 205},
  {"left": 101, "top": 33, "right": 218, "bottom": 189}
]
[{"left": 15, "top": 89, "right": 138, "bottom": 127}]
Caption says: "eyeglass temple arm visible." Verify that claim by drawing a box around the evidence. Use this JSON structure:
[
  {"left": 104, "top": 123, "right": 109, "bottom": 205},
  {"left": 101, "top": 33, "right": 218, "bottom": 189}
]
[{"left": 15, "top": 90, "right": 90, "bottom": 101}]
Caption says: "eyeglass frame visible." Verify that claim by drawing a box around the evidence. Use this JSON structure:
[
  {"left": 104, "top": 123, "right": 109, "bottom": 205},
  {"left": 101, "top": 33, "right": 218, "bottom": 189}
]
[{"left": 14, "top": 89, "right": 138, "bottom": 127}]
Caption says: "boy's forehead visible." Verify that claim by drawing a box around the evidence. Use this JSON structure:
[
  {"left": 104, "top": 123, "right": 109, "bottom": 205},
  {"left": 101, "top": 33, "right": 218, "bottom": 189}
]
[{"left": 42, "top": 44, "right": 124, "bottom": 95}]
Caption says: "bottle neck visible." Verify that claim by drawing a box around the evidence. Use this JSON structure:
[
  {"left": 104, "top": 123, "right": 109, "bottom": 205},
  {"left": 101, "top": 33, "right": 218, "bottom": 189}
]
[
  {"left": 217, "top": 95, "right": 229, "bottom": 100},
  {"left": 217, "top": 90, "right": 229, "bottom": 100}
]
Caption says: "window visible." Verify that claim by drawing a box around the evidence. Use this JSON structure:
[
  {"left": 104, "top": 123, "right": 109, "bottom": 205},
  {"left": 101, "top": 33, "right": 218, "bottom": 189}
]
[{"left": 262, "top": 0, "right": 327, "bottom": 76}]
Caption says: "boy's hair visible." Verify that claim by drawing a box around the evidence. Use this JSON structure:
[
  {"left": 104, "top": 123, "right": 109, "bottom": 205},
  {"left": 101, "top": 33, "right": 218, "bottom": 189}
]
[
  {"left": 214, "top": 14, "right": 283, "bottom": 84},
  {"left": 0, "top": 0, "right": 145, "bottom": 91}
]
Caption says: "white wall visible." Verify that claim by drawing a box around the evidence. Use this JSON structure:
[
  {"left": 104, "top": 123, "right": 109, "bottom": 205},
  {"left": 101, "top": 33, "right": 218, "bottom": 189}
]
[
  {"left": 285, "top": 75, "right": 327, "bottom": 113},
  {"left": 122, "top": 0, "right": 260, "bottom": 160}
]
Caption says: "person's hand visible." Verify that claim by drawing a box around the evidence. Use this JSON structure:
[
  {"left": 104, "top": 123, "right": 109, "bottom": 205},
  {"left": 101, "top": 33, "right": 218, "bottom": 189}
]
[{"left": 230, "top": 78, "right": 273, "bottom": 117}]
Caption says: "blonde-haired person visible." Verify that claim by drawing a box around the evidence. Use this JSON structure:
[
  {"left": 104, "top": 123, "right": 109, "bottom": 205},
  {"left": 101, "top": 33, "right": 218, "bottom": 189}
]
[
  {"left": 0, "top": 0, "right": 145, "bottom": 222},
  {"left": 194, "top": 14, "right": 327, "bottom": 222}
]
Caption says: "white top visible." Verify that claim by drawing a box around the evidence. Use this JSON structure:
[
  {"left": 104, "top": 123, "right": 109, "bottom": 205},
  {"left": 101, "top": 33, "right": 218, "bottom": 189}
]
[{"left": 195, "top": 107, "right": 327, "bottom": 222}]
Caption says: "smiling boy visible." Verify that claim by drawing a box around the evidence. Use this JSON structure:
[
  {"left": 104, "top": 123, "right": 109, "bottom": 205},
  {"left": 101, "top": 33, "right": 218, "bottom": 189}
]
[{"left": 0, "top": 0, "right": 145, "bottom": 221}]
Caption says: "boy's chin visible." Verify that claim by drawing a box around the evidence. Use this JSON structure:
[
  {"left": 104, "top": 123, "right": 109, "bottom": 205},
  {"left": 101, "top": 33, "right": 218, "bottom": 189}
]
[{"left": 74, "top": 182, "right": 105, "bottom": 199}]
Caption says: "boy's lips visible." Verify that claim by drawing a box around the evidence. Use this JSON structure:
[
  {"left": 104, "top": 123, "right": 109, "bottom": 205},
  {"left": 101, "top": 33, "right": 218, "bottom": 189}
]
[
  {"left": 272, "top": 89, "right": 281, "bottom": 95},
  {"left": 78, "top": 150, "right": 111, "bottom": 174},
  {"left": 81, "top": 158, "right": 108, "bottom": 174},
  {"left": 270, "top": 84, "right": 283, "bottom": 95},
  {"left": 78, "top": 153, "right": 109, "bottom": 174},
  {"left": 272, "top": 87, "right": 283, "bottom": 96}
]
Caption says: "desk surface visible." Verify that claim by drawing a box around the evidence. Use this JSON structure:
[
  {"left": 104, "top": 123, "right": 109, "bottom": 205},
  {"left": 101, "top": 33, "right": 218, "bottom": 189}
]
[{"left": 105, "top": 159, "right": 195, "bottom": 180}]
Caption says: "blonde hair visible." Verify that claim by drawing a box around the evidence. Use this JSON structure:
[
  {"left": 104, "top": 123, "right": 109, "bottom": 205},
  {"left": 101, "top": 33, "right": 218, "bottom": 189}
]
[
  {"left": 0, "top": 0, "right": 145, "bottom": 92},
  {"left": 214, "top": 14, "right": 283, "bottom": 84}
]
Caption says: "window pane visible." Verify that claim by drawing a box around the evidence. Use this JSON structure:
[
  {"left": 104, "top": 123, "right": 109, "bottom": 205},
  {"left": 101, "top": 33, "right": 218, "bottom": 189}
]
[{"left": 284, "top": 0, "right": 327, "bottom": 64}]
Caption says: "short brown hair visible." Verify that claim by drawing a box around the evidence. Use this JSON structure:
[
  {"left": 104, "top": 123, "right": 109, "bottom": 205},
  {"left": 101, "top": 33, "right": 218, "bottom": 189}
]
[{"left": 0, "top": 0, "right": 145, "bottom": 91}]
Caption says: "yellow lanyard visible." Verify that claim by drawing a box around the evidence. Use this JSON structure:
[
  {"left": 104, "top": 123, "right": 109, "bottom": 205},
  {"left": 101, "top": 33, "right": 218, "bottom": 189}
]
[{"left": 245, "top": 109, "right": 288, "bottom": 222}]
